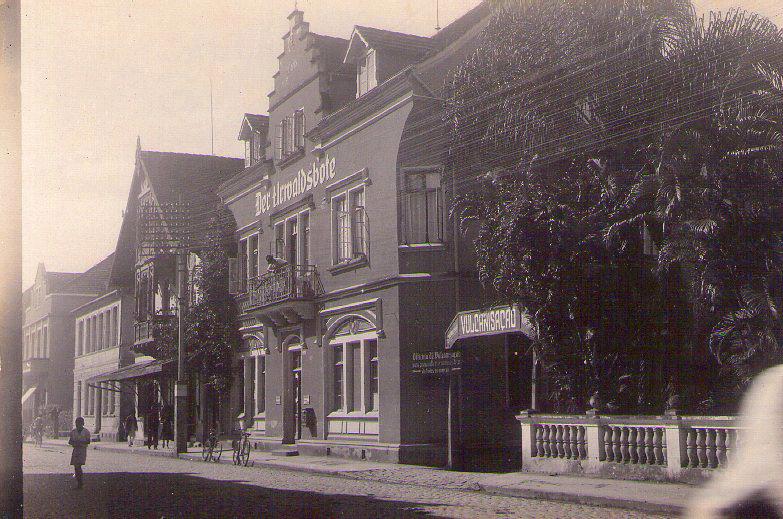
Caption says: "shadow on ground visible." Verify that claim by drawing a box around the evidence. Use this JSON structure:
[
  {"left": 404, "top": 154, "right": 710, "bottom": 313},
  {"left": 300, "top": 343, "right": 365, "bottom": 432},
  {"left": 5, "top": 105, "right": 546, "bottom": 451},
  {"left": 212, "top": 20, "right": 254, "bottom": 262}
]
[{"left": 24, "top": 472, "right": 444, "bottom": 518}]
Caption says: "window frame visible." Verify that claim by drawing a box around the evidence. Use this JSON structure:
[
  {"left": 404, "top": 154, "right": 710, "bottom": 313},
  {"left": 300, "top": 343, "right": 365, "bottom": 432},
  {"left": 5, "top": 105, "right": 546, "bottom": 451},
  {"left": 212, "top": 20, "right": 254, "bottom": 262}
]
[
  {"left": 328, "top": 331, "right": 379, "bottom": 416},
  {"left": 401, "top": 166, "right": 444, "bottom": 245},
  {"left": 330, "top": 185, "right": 368, "bottom": 266},
  {"left": 271, "top": 208, "right": 311, "bottom": 267}
]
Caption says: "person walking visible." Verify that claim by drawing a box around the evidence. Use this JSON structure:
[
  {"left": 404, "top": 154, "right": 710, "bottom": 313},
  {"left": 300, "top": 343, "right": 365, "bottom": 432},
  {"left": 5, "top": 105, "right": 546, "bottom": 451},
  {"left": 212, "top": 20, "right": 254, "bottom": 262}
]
[
  {"left": 68, "top": 417, "right": 91, "bottom": 489},
  {"left": 125, "top": 413, "right": 138, "bottom": 447},
  {"left": 159, "top": 404, "right": 174, "bottom": 449},
  {"left": 145, "top": 404, "right": 160, "bottom": 450}
]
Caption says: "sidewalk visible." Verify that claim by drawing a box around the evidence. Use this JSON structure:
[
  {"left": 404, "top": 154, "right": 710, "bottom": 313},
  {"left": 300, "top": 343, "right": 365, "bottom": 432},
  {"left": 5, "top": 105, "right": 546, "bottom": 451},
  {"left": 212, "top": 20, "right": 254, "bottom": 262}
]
[{"left": 37, "top": 438, "right": 693, "bottom": 515}]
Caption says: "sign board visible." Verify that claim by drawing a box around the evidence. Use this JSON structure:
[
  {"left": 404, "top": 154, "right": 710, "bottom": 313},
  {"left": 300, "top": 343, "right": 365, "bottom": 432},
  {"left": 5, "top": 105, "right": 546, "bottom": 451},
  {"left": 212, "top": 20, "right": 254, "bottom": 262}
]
[
  {"left": 445, "top": 305, "right": 533, "bottom": 349},
  {"left": 255, "top": 154, "right": 337, "bottom": 215},
  {"left": 411, "top": 351, "right": 462, "bottom": 375}
]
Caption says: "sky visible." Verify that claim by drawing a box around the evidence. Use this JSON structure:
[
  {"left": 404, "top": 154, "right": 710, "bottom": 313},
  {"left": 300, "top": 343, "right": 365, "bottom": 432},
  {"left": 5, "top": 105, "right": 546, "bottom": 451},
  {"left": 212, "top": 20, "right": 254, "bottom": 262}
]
[{"left": 21, "top": 0, "right": 783, "bottom": 288}]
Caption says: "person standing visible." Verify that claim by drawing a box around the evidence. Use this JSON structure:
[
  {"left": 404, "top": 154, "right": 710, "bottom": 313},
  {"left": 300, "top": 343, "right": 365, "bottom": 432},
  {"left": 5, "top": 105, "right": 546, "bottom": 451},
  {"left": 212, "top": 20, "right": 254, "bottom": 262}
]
[
  {"left": 159, "top": 404, "right": 173, "bottom": 449},
  {"left": 145, "top": 404, "right": 160, "bottom": 450},
  {"left": 68, "top": 417, "right": 91, "bottom": 489},
  {"left": 124, "top": 413, "right": 138, "bottom": 447}
]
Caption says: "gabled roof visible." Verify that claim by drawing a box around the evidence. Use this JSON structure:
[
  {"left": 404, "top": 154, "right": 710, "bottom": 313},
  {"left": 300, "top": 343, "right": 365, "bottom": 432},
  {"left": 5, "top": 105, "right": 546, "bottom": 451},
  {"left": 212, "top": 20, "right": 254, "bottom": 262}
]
[
  {"left": 310, "top": 33, "right": 351, "bottom": 73},
  {"left": 238, "top": 114, "right": 269, "bottom": 141},
  {"left": 45, "top": 272, "right": 81, "bottom": 293},
  {"left": 344, "top": 26, "right": 435, "bottom": 63},
  {"left": 61, "top": 253, "right": 115, "bottom": 295}
]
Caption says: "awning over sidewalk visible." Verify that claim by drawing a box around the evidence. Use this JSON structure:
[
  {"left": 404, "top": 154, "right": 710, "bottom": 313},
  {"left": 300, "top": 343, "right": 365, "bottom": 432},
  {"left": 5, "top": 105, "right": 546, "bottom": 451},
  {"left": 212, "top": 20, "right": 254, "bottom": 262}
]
[
  {"left": 86, "top": 359, "right": 174, "bottom": 384},
  {"left": 21, "top": 385, "right": 37, "bottom": 404}
]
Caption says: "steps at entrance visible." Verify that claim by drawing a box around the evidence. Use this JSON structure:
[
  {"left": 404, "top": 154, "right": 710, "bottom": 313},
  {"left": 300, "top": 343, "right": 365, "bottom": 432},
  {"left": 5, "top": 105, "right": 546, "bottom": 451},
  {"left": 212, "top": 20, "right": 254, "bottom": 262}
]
[{"left": 270, "top": 447, "right": 299, "bottom": 457}]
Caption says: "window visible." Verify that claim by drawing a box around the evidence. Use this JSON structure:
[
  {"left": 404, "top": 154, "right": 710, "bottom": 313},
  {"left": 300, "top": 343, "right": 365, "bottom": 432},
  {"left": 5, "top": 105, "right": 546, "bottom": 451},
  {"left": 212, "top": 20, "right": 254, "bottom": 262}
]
[
  {"left": 244, "top": 139, "right": 252, "bottom": 167},
  {"left": 274, "top": 223, "right": 285, "bottom": 259},
  {"left": 333, "top": 187, "right": 368, "bottom": 264},
  {"left": 276, "top": 110, "right": 305, "bottom": 162},
  {"left": 367, "top": 339, "right": 378, "bottom": 411},
  {"left": 330, "top": 334, "right": 379, "bottom": 414},
  {"left": 237, "top": 239, "right": 248, "bottom": 292},
  {"left": 403, "top": 169, "right": 443, "bottom": 244},
  {"left": 253, "top": 132, "right": 262, "bottom": 163},
  {"left": 333, "top": 345, "right": 343, "bottom": 412},
  {"left": 301, "top": 212, "right": 310, "bottom": 266},
  {"left": 248, "top": 234, "right": 259, "bottom": 281},
  {"left": 357, "top": 49, "right": 377, "bottom": 97}
]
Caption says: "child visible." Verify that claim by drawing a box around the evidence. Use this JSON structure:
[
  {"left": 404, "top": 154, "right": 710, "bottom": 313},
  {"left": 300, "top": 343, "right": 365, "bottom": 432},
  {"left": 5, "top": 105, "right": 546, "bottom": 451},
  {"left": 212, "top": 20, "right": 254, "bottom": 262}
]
[{"left": 68, "top": 417, "right": 91, "bottom": 489}]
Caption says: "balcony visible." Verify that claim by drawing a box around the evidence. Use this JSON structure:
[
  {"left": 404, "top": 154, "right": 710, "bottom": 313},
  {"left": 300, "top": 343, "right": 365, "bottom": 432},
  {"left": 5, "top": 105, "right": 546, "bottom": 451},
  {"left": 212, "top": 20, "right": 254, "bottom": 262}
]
[
  {"left": 133, "top": 311, "right": 177, "bottom": 345},
  {"left": 244, "top": 265, "right": 323, "bottom": 327}
]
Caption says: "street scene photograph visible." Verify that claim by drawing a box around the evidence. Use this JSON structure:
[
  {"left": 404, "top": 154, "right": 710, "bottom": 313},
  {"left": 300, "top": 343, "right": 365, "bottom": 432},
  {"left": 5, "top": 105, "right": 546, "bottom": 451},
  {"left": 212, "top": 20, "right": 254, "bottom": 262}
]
[{"left": 3, "top": 0, "right": 783, "bottom": 517}]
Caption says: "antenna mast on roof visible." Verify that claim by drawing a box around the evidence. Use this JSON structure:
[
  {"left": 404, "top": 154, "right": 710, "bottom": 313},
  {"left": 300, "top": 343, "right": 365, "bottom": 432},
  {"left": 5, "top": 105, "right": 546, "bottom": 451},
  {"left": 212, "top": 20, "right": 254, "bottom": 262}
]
[
  {"left": 209, "top": 77, "right": 214, "bottom": 155},
  {"left": 435, "top": 0, "right": 441, "bottom": 31}
]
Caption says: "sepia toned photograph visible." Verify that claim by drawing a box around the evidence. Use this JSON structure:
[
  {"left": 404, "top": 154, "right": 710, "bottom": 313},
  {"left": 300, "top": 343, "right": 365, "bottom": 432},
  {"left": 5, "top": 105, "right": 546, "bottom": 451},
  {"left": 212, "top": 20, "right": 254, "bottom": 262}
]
[{"left": 2, "top": 0, "right": 783, "bottom": 517}]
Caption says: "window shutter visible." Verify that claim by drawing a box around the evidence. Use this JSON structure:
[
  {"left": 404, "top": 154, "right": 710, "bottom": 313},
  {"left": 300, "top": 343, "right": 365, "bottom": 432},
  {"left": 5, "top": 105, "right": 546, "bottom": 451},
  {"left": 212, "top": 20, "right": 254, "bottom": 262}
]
[
  {"left": 275, "top": 123, "right": 282, "bottom": 161},
  {"left": 228, "top": 257, "right": 239, "bottom": 295}
]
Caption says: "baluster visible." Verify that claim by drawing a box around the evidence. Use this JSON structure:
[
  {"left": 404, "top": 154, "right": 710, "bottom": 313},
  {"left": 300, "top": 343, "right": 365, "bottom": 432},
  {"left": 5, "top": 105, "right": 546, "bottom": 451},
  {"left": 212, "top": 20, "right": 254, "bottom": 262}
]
[
  {"left": 556, "top": 426, "right": 565, "bottom": 458},
  {"left": 563, "top": 426, "right": 572, "bottom": 459},
  {"left": 571, "top": 426, "right": 579, "bottom": 459},
  {"left": 724, "top": 429, "right": 734, "bottom": 464},
  {"left": 699, "top": 428, "right": 710, "bottom": 466},
  {"left": 577, "top": 427, "right": 587, "bottom": 459},
  {"left": 645, "top": 427, "right": 654, "bottom": 464},
  {"left": 604, "top": 427, "right": 614, "bottom": 462},
  {"left": 706, "top": 429, "right": 718, "bottom": 468},
  {"left": 628, "top": 427, "right": 638, "bottom": 464},
  {"left": 543, "top": 425, "right": 551, "bottom": 457},
  {"left": 535, "top": 426, "right": 543, "bottom": 457},
  {"left": 636, "top": 428, "right": 647, "bottom": 465},
  {"left": 612, "top": 427, "right": 622, "bottom": 462},
  {"left": 686, "top": 428, "right": 698, "bottom": 467},
  {"left": 653, "top": 428, "right": 664, "bottom": 465},
  {"left": 715, "top": 429, "right": 727, "bottom": 468},
  {"left": 620, "top": 427, "right": 630, "bottom": 463}
]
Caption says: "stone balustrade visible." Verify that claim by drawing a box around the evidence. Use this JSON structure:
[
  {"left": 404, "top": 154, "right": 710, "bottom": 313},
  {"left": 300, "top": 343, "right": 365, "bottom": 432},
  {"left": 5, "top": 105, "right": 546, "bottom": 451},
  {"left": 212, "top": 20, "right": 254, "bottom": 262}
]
[{"left": 518, "top": 412, "right": 740, "bottom": 483}]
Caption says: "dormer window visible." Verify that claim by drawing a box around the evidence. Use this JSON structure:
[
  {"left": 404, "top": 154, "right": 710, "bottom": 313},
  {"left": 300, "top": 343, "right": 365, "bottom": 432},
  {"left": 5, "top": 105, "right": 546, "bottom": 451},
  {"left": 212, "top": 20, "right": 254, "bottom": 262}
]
[
  {"left": 357, "top": 49, "right": 377, "bottom": 97},
  {"left": 244, "top": 132, "right": 262, "bottom": 168}
]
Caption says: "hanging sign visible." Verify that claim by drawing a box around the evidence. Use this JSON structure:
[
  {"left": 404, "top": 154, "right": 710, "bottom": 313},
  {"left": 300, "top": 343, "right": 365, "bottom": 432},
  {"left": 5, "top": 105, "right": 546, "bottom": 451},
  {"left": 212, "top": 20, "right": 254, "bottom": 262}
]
[{"left": 445, "top": 305, "right": 533, "bottom": 348}]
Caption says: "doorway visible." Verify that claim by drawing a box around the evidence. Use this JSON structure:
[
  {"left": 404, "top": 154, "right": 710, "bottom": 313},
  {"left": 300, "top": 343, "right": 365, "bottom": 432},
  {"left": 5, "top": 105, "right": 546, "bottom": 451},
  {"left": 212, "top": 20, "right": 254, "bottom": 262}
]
[
  {"left": 292, "top": 349, "right": 302, "bottom": 440},
  {"left": 452, "top": 333, "right": 533, "bottom": 471}
]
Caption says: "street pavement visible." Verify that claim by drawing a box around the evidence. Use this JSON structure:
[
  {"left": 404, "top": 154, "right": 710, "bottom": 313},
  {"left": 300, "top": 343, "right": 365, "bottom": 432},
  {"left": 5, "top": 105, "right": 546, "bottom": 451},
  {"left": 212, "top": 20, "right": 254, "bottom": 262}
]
[{"left": 23, "top": 444, "right": 673, "bottom": 518}]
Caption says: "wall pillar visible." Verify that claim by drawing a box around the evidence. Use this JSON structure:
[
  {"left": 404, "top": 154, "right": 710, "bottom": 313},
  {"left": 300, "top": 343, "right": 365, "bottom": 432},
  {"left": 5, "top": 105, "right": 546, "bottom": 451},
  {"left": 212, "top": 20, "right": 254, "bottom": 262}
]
[
  {"left": 243, "top": 357, "right": 253, "bottom": 427},
  {"left": 664, "top": 416, "right": 685, "bottom": 479},
  {"left": 94, "top": 385, "right": 102, "bottom": 434}
]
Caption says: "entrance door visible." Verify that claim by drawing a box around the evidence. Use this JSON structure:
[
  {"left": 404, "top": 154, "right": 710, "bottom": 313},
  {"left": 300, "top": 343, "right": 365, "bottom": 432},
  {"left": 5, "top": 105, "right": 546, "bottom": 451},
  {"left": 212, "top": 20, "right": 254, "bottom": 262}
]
[{"left": 291, "top": 350, "right": 302, "bottom": 440}]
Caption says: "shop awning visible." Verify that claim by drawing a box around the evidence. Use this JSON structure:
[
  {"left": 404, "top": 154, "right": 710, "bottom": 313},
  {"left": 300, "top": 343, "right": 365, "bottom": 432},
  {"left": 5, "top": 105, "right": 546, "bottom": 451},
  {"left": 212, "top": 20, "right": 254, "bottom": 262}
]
[
  {"left": 86, "top": 359, "right": 174, "bottom": 384},
  {"left": 21, "top": 386, "right": 37, "bottom": 404},
  {"left": 445, "top": 305, "right": 535, "bottom": 349}
]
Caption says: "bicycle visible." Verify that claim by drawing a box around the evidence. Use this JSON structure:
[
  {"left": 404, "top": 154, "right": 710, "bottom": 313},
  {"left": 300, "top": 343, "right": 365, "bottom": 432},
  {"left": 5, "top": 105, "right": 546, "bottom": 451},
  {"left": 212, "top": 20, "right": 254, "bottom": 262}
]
[
  {"left": 232, "top": 431, "right": 252, "bottom": 467},
  {"left": 201, "top": 430, "right": 222, "bottom": 462}
]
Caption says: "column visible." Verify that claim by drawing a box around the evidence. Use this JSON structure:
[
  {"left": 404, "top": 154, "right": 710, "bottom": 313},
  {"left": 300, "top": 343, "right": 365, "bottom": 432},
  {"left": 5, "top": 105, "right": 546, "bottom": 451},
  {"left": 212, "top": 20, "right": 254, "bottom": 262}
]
[
  {"left": 255, "top": 355, "right": 264, "bottom": 415},
  {"left": 94, "top": 385, "right": 102, "bottom": 433},
  {"left": 243, "top": 357, "right": 253, "bottom": 420}
]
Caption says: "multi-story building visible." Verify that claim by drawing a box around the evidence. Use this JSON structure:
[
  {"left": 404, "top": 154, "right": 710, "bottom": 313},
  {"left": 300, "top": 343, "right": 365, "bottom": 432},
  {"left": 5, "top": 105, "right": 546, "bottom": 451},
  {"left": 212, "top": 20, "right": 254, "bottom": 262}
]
[
  {"left": 71, "top": 253, "right": 136, "bottom": 441},
  {"left": 90, "top": 140, "right": 244, "bottom": 442},
  {"left": 22, "top": 258, "right": 114, "bottom": 429},
  {"left": 218, "top": 3, "right": 507, "bottom": 467}
]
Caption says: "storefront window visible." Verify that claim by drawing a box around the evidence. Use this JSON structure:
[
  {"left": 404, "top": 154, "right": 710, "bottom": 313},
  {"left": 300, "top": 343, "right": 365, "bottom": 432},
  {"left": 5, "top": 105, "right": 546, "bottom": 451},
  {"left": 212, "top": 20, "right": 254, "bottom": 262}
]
[{"left": 330, "top": 332, "right": 379, "bottom": 414}]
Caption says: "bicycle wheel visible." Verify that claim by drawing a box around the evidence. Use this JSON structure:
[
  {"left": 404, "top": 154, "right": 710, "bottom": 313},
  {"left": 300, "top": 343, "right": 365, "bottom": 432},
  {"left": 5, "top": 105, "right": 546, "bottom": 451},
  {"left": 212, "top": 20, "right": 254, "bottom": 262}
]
[
  {"left": 202, "top": 441, "right": 211, "bottom": 461},
  {"left": 241, "top": 439, "right": 251, "bottom": 466},
  {"left": 212, "top": 441, "right": 223, "bottom": 462}
]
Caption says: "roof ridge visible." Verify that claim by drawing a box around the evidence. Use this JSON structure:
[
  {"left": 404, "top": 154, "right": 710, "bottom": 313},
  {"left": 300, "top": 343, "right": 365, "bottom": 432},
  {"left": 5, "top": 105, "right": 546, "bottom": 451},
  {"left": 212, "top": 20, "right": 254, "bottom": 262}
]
[
  {"left": 355, "top": 25, "right": 433, "bottom": 41},
  {"left": 141, "top": 150, "right": 242, "bottom": 161}
]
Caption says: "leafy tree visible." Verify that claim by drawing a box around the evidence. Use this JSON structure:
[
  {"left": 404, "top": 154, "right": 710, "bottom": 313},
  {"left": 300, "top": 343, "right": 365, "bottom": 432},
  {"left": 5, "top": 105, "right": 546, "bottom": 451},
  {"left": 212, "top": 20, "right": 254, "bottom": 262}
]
[{"left": 446, "top": 0, "right": 783, "bottom": 412}]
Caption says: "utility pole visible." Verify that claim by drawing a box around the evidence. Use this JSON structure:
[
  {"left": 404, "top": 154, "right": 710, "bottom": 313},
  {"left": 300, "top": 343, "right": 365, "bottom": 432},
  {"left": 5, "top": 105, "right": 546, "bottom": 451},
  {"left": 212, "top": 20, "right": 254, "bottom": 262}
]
[
  {"left": 175, "top": 247, "right": 188, "bottom": 454},
  {"left": 173, "top": 199, "right": 189, "bottom": 455}
]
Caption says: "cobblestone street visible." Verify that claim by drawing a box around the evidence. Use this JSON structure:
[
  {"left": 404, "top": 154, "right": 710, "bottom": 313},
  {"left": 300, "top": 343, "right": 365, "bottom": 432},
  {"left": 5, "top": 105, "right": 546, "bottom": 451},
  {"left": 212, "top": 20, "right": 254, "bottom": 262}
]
[{"left": 23, "top": 445, "right": 671, "bottom": 518}]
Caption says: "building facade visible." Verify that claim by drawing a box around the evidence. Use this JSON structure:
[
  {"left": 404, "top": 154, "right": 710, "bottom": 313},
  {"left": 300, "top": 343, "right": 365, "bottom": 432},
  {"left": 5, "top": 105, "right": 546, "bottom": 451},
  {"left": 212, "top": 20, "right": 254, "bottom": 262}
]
[
  {"left": 219, "top": 4, "right": 499, "bottom": 466},
  {"left": 72, "top": 263, "right": 136, "bottom": 441},
  {"left": 22, "top": 259, "right": 114, "bottom": 429}
]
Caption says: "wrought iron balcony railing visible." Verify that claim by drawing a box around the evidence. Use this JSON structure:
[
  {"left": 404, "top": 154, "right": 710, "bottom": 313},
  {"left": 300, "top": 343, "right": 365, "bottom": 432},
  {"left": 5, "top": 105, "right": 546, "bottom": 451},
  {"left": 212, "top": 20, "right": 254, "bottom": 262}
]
[
  {"left": 246, "top": 265, "right": 323, "bottom": 310},
  {"left": 133, "top": 310, "right": 177, "bottom": 344}
]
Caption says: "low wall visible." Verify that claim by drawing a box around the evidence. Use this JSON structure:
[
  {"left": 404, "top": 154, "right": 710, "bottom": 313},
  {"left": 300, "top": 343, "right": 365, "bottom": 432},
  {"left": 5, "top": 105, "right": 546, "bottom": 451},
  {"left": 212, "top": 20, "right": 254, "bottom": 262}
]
[{"left": 517, "top": 412, "right": 740, "bottom": 484}]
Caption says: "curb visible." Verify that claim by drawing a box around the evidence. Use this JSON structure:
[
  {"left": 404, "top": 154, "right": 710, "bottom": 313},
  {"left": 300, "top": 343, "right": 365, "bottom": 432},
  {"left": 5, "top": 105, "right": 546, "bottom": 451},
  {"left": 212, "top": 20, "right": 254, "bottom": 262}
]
[
  {"left": 40, "top": 440, "right": 687, "bottom": 514},
  {"left": 479, "top": 483, "right": 684, "bottom": 516}
]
